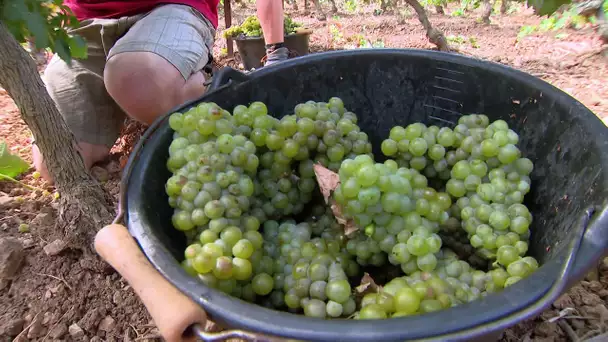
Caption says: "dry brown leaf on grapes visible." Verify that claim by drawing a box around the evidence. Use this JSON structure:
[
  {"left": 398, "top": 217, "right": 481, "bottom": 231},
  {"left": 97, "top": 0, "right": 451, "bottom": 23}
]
[
  {"left": 330, "top": 203, "right": 359, "bottom": 236},
  {"left": 313, "top": 164, "right": 359, "bottom": 236},
  {"left": 356, "top": 272, "right": 381, "bottom": 293},
  {"left": 354, "top": 273, "right": 382, "bottom": 305},
  {"left": 313, "top": 163, "right": 340, "bottom": 204}
]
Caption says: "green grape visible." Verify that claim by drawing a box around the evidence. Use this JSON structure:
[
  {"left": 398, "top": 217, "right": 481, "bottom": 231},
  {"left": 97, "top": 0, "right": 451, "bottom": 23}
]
[
  {"left": 514, "top": 240, "right": 528, "bottom": 255},
  {"left": 391, "top": 243, "right": 411, "bottom": 264},
  {"left": 297, "top": 117, "right": 315, "bottom": 134},
  {"left": 477, "top": 183, "right": 495, "bottom": 202},
  {"left": 358, "top": 304, "right": 388, "bottom": 319},
  {"left": 185, "top": 244, "right": 202, "bottom": 260},
  {"left": 481, "top": 139, "right": 499, "bottom": 157},
  {"left": 309, "top": 263, "right": 329, "bottom": 281},
  {"left": 232, "top": 239, "right": 254, "bottom": 259},
  {"left": 213, "top": 256, "right": 233, "bottom": 279},
  {"left": 326, "top": 300, "right": 343, "bottom": 317},
  {"left": 310, "top": 280, "right": 328, "bottom": 300},
  {"left": 232, "top": 257, "right": 253, "bottom": 280},
  {"left": 420, "top": 299, "right": 443, "bottom": 313},
  {"left": 407, "top": 235, "right": 429, "bottom": 256},
  {"left": 470, "top": 160, "right": 488, "bottom": 177},
  {"left": 504, "top": 276, "right": 522, "bottom": 287},
  {"left": 464, "top": 174, "right": 481, "bottom": 192},
  {"left": 325, "top": 279, "right": 351, "bottom": 303},
  {"left": 507, "top": 260, "right": 531, "bottom": 278},
  {"left": 428, "top": 144, "right": 446, "bottom": 161},
  {"left": 357, "top": 165, "right": 379, "bottom": 187},
  {"left": 252, "top": 273, "right": 274, "bottom": 295},
  {"left": 417, "top": 253, "right": 437, "bottom": 272},
  {"left": 404, "top": 124, "right": 424, "bottom": 140},
  {"left": 446, "top": 179, "right": 466, "bottom": 198},
  {"left": 437, "top": 128, "right": 455, "bottom": 147},
  {"left": 197, "top": 228, "right": 218, "bottom": 244},
  {"left": 373, "top": 292, "right": 395, "bottom": 313},
  {"left": 284, "top": 289, "right": 301, "bottom": 309},
  {"left": 293, "top": 261, "right": 309, "bottom": 279},
  {"left": 496, "top": 245, "right": 519, "bottom": 266},
  {"left": 522, "top": 256, "right": 539, "bottom": 270},
  {"left": 498, "top": 144, "right": 520, "bottom": 164},
  {"left": 328, "top": 145, "right": 346, "bottom": 162},
  {"left": 248, "top": 101, "right": 268, "bottom": 116},
  {"left": 173, "top": 211, "right": 195, "bottom": 231},
  {"left": 192, "top": 253, "right": 214, "bottom": 273},
  {"left": 204, "top": 200, "right": 225, "bottom": 219},
  {"left": 489, "top": 211, "right": 510, "bottom": 231},
  {"left": 514, "top": 158, "right": 534, "bottom": 175},
  {"left": 409, "top": 138, "right": 428, "bottom": 157},
  {"left": 220, "top": 226, "right": 243, "bottom": 246},
  {"left": 389, "top": 126, "right": 407, "bottom": 141},
  {"left": 394, "top": 287, "right": 420, "bottom": 314},
  {"left": 282, "top": 139, "right": 299, "bottom": 158},
  {"left": 426, "top": 234, "right": 442, "bottom": 253},
  {"left": 201, "top": 243, "right": 224, "bottom": 259},
  {"left": 410, "top": 156, "right": 427, "bottom": 171},
  {"left": 304, "top": 299, "right": 327, "bottom": 318},
  {"left": 451, "top": 160, "right": 471, "bottom": 180},
  {"left": 381, "top": 139, "right": 399, "bottom": 156}
]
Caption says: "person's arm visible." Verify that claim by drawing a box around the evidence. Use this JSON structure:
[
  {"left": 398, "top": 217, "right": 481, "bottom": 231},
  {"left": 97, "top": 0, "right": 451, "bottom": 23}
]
[{"left": 257, "top": 0, "right": 289, "bottom": 65}]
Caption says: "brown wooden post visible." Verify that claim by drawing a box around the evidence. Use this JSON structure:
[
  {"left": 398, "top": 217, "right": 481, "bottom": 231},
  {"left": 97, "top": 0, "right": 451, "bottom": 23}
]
[{"left": 224, "top": 0, "right": 233, "bottom": 57}]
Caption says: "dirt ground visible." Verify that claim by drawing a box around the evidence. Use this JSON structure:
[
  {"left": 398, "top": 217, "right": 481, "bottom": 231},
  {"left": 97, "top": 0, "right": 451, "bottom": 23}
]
[{"left": 1, "top": 2, "right": 607, "bottom": 341}]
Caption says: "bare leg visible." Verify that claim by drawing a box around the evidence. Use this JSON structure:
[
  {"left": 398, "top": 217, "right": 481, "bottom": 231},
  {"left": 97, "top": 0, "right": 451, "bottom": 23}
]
[
  {"left": 32, "top": 142, "right": 110, "bottom": 184},
  {"left": 257, "top": 0, "right": 285, "bottom": 44},
  {"left": 105, "top": 52, "right": 207, "bottom": 125}
]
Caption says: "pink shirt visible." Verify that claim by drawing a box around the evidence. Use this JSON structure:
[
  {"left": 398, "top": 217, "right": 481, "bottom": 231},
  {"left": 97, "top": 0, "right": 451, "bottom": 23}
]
[{"left": 64, "top": 1, "right": 220, "bottom": 28}]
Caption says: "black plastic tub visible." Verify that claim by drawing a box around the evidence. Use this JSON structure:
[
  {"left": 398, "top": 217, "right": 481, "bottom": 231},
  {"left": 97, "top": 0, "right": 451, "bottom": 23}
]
[{"left": 122, "top": 49, "right": 608, "bottom": 341}]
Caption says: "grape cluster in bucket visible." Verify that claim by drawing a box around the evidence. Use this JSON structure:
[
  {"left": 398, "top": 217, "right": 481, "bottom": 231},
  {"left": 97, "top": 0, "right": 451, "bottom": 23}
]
[{"left": 165, "top": 97, "right": 538, "bottom": 319}]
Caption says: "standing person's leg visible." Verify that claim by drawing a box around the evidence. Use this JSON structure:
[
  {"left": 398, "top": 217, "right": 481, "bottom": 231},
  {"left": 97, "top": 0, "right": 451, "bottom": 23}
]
[
  {"left": 257, "top": 0, "right": 289, "bottom": 65},
  {"left": 104, "top": 4, "right": 216, "bottom": 125}
]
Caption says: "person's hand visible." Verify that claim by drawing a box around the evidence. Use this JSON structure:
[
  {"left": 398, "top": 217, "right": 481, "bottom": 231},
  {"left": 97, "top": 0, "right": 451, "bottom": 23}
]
[{"left": 264, "top": 46, "right": 289, "bottom": 66}]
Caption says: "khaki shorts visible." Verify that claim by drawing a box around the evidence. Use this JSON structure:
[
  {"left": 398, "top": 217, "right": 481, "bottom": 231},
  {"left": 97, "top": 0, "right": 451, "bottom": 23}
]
[{"left": 43, "top": 4, "right": 216, "bottom": 148}]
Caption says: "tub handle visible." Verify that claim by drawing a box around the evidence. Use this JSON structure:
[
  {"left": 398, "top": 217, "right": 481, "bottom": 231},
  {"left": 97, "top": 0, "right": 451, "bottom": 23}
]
[
  {"left": 208, "top": 67, "right": 250, "bottom": 93},
  {"left": 94, "top": 224, "right": 274, "bottom": 342},
  {"left": 190, "top": 323, "right": 281, "bottom": 341}
]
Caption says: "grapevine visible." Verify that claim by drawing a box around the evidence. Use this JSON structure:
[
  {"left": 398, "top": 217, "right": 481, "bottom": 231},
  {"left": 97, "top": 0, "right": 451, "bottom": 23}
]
[{"left": 165, "top": 97, "right": 541, "bottom": 319}]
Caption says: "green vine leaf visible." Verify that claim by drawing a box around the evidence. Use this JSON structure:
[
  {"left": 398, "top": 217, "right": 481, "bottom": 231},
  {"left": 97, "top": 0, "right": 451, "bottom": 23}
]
[
  {"left": 527, "top": 0, "right": 572, "bottom": 16},
  {"left": 68, "top": 34, "right": 87, "bottom": 59},
  {"left": 0, "top": 140, "right": 30, "bottom": 178},
  {"left": 0, "top": 0, "right": 88, "bottom": 62},
  {"left": 53, "top": 37, "right": 71, "bottom": 63},
  {"left": 23, "top": 10, "right": 49, "bottom": 48}
]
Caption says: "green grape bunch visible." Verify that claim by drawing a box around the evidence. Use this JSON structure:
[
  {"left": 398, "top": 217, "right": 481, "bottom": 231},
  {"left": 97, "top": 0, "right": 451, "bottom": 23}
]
[
  {"left": 165, "top": 97, "right": 541, "bottom": 322},
  {"left": 224, "top": 15, "right": 303, "bottom": 39},
  {"left": 167, "top": 97, "right": 371, "bottom": 288}
]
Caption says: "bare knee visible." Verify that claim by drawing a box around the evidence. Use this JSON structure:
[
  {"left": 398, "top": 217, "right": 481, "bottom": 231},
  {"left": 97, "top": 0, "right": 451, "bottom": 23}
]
[
  {"left": 32, "top": 142, "right": 109, "bottom": 184},
  {"left": 104, "top": 52, "right": 205, "bottom": 125}
]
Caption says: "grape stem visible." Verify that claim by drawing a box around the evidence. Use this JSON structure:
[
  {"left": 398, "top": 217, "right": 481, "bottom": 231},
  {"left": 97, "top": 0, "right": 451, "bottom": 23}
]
[{"left": 0, "top": 172, "right": 46, "bottom": 192}]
